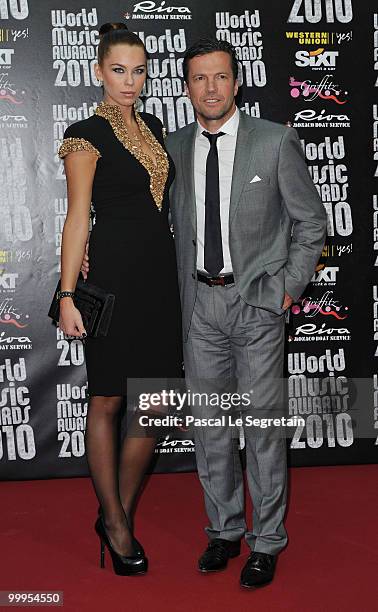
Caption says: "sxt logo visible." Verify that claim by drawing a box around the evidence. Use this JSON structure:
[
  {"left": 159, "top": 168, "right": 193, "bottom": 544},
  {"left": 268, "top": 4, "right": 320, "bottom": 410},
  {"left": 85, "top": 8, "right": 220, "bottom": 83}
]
[
  {"left": 311, "top": 266, "right": 339, "bottom": 284},
  {"left": 288, "top": 0, "right": 353, "bottom": 23},
  {"left": 295, "top": 49, "right": 338, "bottom": 68},
  {"left": 0, "top": 48, "right": 14, "bottom": 65},
  {"left": 0, "top": 273, "right": 18, "bottom": 289}
]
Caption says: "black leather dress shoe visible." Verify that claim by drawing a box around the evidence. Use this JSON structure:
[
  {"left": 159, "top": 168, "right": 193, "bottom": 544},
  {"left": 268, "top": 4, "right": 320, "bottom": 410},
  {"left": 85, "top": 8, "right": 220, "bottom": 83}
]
[
  {"left": 240, "top": 552, "right": 277, "bottom": 588},
  {"left": 198, "top": 538, "right": 241, "bottom": 572}
]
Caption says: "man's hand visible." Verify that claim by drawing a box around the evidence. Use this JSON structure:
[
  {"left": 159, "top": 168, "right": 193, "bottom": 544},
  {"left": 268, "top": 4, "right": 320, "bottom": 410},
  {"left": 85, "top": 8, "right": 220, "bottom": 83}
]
[
  {"left": 80, "top": 241, "right": 89, "bottom": 279},
  {"left": 282, "top": 292, "right": 293, "bottom": 311}
]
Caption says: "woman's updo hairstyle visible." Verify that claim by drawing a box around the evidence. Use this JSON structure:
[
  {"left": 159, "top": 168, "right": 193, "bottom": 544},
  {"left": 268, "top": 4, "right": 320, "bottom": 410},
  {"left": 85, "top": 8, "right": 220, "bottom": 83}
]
[{"left": 98, "top": 22, "right": 148, "bottom": 65}]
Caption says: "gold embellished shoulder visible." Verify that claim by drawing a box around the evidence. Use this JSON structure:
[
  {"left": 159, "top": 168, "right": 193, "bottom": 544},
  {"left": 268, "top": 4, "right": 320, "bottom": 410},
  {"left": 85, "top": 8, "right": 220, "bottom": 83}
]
[
  {"left": 94, "top": 101, "right": 169, "bottom": 210},
  {"left": 58, "top": 137, "right": 101, "bottom": 159}
]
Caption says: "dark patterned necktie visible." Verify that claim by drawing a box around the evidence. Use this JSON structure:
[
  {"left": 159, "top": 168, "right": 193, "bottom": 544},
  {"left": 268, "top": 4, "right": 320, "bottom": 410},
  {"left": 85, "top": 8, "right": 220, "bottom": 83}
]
[{"left": 202, "top": 131, "right": 225, "bottom": 276}]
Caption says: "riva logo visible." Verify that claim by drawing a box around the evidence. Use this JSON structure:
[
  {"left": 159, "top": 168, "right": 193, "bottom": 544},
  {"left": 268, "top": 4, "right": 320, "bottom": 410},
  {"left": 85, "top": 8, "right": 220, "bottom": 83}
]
[
  {"left": 131, "top": 1, "right": 191, "bottom": 14},
  {"left": 0, "top": 114, "right": 27, "bottom": 121}
]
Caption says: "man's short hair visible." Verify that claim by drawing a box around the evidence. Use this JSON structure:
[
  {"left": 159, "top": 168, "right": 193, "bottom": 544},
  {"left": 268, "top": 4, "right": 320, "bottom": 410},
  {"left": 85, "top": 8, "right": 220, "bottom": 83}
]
[{"left": 183, "top": 38, "right": 239, "bottom": 83}]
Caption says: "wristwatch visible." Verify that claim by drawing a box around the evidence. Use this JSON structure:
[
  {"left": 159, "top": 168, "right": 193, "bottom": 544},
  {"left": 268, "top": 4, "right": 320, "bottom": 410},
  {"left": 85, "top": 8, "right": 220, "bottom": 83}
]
[{"left": 56, "top": 290, "right": 75, "bottom": 300}]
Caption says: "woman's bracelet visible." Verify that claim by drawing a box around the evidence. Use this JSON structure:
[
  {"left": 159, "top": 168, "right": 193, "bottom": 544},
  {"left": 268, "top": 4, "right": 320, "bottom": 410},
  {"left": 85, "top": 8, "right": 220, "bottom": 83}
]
[{"left": 56, "top": 290, "right": 75, "bottom": 300}]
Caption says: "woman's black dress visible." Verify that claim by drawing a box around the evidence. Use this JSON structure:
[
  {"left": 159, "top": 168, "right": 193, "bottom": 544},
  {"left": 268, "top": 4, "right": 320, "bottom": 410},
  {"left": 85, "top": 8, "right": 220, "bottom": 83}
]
[{"left": 59, "top": 101, "right": 182, "bottom": 396}]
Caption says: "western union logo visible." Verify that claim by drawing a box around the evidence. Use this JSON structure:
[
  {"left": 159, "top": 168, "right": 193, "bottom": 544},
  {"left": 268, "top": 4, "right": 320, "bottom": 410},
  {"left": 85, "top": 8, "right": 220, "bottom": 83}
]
[
  {"left": 0, "top": 29, "right": 9, "bottom": 43},
  {"left": 285, "top": 31, "right": 331, "bottom": 44}
]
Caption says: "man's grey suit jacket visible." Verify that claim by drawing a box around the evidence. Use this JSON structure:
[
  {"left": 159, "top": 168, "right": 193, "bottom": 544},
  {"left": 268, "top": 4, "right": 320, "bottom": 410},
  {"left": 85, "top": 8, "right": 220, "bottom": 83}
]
[{"left": 166, "top": 111, "right": 327, "bottom": 341}]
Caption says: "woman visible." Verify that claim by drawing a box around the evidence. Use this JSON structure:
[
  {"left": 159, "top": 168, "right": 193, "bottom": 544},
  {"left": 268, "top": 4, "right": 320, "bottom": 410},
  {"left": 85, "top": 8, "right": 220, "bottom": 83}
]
[{"left": 58, "top": 23, "right": 182, "bottom": 576}]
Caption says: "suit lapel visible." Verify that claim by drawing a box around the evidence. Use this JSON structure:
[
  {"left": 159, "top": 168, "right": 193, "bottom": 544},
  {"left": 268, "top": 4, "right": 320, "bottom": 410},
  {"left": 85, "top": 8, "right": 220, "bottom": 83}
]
[
  {"left": 229, "top": 112, "right": 256, "bottom": 225},
  {"left": 181, "top": 123, "right": 197, "bottom": 234}
]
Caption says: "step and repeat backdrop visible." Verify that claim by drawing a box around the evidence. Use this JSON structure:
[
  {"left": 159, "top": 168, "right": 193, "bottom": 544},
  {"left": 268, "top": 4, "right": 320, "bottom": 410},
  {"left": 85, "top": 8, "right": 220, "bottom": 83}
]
[{"left": 0, "top": 0, "right": 377, "bottom": 479}]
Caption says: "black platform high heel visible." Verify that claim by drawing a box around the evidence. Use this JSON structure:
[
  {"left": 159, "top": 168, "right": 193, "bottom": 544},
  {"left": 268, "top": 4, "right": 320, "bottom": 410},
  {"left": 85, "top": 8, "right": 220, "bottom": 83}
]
[
  {"left": 97, "top": 506, "right": 145, "bottom": 557},
  {"left": 95, "top": 516, "right": 148, "bottom": 576}
]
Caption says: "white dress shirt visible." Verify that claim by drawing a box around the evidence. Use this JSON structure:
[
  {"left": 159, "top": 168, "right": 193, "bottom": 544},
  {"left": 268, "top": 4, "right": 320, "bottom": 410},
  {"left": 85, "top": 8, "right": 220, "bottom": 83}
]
[{"left": 194, "top": 107, "right": 239, "bottom": 275}]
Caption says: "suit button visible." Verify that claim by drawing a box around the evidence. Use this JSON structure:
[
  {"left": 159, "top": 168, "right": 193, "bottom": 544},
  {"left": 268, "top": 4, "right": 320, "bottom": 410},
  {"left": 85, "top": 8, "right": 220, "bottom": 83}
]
[{"left": 192, "top": 239, "right": 196, "bottom": 246}]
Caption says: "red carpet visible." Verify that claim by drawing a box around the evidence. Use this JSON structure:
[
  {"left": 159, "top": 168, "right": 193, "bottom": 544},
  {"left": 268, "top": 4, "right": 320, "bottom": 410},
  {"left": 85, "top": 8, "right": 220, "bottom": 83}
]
[{"left": 2, "top": 465, "right": 378, "bottom": 611}]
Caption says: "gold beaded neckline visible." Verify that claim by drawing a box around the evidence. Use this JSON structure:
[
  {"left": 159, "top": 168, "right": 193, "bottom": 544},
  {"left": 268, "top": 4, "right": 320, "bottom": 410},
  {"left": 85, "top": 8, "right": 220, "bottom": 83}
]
[{"left": 95, "top": 101, "right": 169, "bottom": 210}]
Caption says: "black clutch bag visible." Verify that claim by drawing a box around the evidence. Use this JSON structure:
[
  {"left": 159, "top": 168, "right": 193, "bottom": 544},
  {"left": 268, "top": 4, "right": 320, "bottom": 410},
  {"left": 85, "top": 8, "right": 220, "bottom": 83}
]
[{"left": 48, "top": 274, "right": 115, "bottom": 338}]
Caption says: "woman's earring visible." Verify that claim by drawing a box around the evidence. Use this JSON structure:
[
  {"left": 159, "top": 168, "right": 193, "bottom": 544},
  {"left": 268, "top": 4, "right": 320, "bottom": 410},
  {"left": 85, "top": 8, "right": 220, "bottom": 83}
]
[{"left": 134, "top": 98, "right": 142, "bottom": 111}]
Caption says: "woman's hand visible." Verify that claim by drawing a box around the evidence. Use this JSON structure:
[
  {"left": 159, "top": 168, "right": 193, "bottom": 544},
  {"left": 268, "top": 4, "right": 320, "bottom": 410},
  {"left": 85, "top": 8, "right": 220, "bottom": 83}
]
[
  {"left": 80, "top": 241, "right": 90, "bottom": 280},
  {"left": 59, "top": 298, "right": 87, "bottom": 338},
  {"left": 59, "top": 149, "right": 97, "bottom": 315}
]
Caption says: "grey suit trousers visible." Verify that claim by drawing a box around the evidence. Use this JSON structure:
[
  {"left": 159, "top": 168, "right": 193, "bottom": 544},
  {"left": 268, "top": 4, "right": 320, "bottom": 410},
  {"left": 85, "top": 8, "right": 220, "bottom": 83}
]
[{"left": 183, "top": 280, "right": 288, "bottom": 555}]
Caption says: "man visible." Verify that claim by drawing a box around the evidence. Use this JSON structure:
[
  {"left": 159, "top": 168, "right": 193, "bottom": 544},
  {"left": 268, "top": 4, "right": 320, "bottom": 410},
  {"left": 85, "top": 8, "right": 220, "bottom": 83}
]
[
  {"left": 82, "top": 38, "right": 327, "bottom": 588},
  {"left": 165, "top": 39, "right": 327, "bottom": 588}
]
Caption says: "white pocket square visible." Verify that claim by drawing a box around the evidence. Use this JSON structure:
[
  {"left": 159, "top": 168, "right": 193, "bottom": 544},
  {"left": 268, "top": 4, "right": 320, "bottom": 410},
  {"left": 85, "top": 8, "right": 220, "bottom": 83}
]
[{"left": 250, "top": 175, "right": 262, "bottom": 183}]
